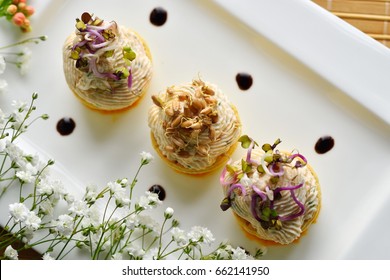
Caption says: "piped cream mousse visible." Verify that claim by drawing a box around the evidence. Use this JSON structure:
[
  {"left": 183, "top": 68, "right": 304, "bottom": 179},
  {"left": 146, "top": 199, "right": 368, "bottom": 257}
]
[
  {"left": 148, "top": 78, "right": 241, "bottom": 175},
  {"left": 63, "top": 12, "right": 152, "bottom": 112},
  {"left": 220, "top": 136, "right": 321, "bottom": 245}
]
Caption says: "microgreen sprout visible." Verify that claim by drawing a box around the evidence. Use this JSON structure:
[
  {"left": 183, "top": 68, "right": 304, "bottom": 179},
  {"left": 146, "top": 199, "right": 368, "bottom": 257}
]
[
  {"left": 69, "top": 12, "right": 136, "bottom": 89},
  {"left": 220, "top": 135, "right": 307, "bottom": 230}
]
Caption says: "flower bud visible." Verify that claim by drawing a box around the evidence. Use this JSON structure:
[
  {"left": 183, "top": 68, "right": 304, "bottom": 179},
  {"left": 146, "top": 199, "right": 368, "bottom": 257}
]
[
  {"left": 164, "top": 207, "right": 174, "bottom": 219},
  {"left": 18, "top": 2, "right": 26, "bottom": 10},
  {"left": 6, "top": 4, "right": 18, "bottom": 15},
  {"left": 140, "top": 151, "right": 154, "bottom": 165},
  {"left": 12, "top": 12, "right": 26, "bottom": 27},
  {"left": 25, "top": 6, "right": 35, "bottom": 16},
  {"left": 22, "top": 18, "right": 30, "bottom": 28}
]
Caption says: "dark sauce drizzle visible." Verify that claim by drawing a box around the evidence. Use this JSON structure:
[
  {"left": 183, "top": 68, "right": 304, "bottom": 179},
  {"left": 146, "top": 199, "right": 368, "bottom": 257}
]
[
  {"left": 236, "top": 73, "right": 253, "bottom": 90},
  {"left": 315, "top": 136, "right": 335, "bottom": 154},
  {"left": 148, "top": 184, "right": 166, "bottom": 201},
  {"left": 150, "top": 7, "right": 168, "bottom": 26},
  {"left": 56, "top": 117, "right": 76, "bottom": 136}
]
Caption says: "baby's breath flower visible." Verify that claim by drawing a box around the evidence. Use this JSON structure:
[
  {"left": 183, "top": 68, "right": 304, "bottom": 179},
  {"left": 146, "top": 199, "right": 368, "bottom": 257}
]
[
  {"left": 16, "top": 47, "right": 32, "bottom": 75},
  {"left": 115, "top": 191, "right": 130, "bottom": 207},
  {"left": 143, "top": 247, "right": 159, "bottom": 260},
  {"left": 24, "top": 211, "right": 41, "bottom": 230},
  {"left": 42, "top": 253, "right": 54, "bottom": 260},
  {"left": 231, "top": 247, "right": 251, "bottom": 260},
  {"left": 83, "top": 204, "right": 101, "bottom": 228},
  {"left": 50, "top": 179, "right": 68, "bottom": 201},
  {"left": 107, "top": 181, "right": 122, "bottom": 194},
  {"left": 120, "top": 178, "right": 129, "bottom": 187},
  {"left": 21, "top": 228, "right": 34, "bottom": 244},
  {"left": 127, "top": 243, "right": 145, "bottom": 259},
  {"left": 36, "top": 178, "right": 54, "bottom": 196},
  {"left": 10, "top": 110, "right": 26, "bottom": 132},
  {"left": 64, "top": 192, "right": 75, "bottom": 204},
  {"left": 53, "top": 214, "right": 74, "bottom": 236},
  {"left": 187, "top": 226, "right": 215, "bottom": 246},
  {"left": 216, "top": 245, "right": 232, "bottom": 259},
  {"left": 39, "top": 200, "right": 54, "bottom": 216},
  {"left": 9, "top": 202, "right": 29, "bottom": 222},
  {"left": 140, "top": 151, "right": 154, "bottom": 165},
  {"left": 125, "top": 213, "right": 139, "bottom": 230},
  {"left": 85, "top": 183, "right": 99, "bottom": 202},
  {"left": 4, "top": 245, "right": 18, "bottom": 260},
  {"left": 69, "top": 200, "right": 89, "bottom": 216},
  {"left": 138, "top": 214, "right": 160, "bottom": 234},
  {"left": 107, "top": 181, "right": 130, "bottom": 207},
  {"left": 138, "top": 191, "right": 161, "bottom": 210},
  {"left": 171, "top": 227, "right": 187, "bottom": 246},
  {"left": 15, "top": 169, "right": 35, "bottom": 183},
  {"left": 164, "top": 207, "right": 174, "bottom": 219},
  {"left": 11, "top": 100, "right": 27, "bottom": 111},
  {"left": 5, "top": 141, "right": 24, "bottom": 161}
]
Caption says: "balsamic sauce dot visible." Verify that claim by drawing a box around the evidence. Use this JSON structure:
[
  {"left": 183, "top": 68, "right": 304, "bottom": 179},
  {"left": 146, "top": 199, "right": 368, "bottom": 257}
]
[
  {"left": 148, "top": 184, "right": 166, "bottom": 201},
  {"left": 150, "top": 7, "right": 168, "bottom": 26},
  {"left": 56, "top": 117, "right": 76, "bottom": 136},
  {"left": 236, "top": 73, "right": 253, "bottom": 90},
  {"left": 315, "top": 136, "right": 335, "bottom": 154}
]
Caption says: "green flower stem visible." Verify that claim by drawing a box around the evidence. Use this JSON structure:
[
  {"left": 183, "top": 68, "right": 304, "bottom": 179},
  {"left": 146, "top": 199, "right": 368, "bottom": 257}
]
[
  {"left": 101, "top": 196, "right": 113, "bottom": 223},
  {"left": 26, "top": 115, "right": 50, "bottom": 128},
  {"left": 0, "top": 36, "right": 48, "bottom": 50},
  {"left": 157, "top": 217, "right": 168, "bottom": 258},
  {"left": 0, "top": 234, "right": 19, "bottom": 250},
  {"left": 159, "top": 241, "right": 196, "bottom": 260},
  {"left": 0, "top": 153, "right": 9, "bottom": 177},
  {"left": 129, "top": 163, "right": 145, "bottom": 205},
  {"left": 56, "top": 216, "right": 84, "bottom": 260},
  {"left": 11, "top": 95, "right": 37, "bottom": 142},
  {"left": 0, "top": 177, "right": 16, "bottom": 198},
  {"left": 118, "top": 227, "right": 135, "bottom": 255},
  {"left": 103, "top": 227, "right": 124, "bottom": 259},
  {"left": 145, "top": 236, "right": 159, "bottom": 252},
  {"left": 0, "top": 51, "right": 24, "bottom": 56},
  {"left": 57, "top": 244, "right": 77, "bottom": 260},
  {"left": 157, "top": 239, "right": 174, "bottom": 258},
  {"left": 107, "top": 209, "right": 137, "bottom": 230},
  {"left": 92, "top": 200, "right": 119, "bottom": 259},
  {"left": 1, "top": 117, "right": 13, "bottom": 137},
  {"left": 0, "top": 164, "right": 15, "bottom": 178},
  {"left": 18, "top": 181, "right": 24, "bottom": 202},
  {"left": 31, "top": 161, "right": 52, "bottom": 211}
]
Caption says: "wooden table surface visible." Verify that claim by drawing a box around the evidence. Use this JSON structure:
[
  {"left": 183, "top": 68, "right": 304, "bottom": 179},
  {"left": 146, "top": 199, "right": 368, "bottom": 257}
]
[{"left": 313, "top": 0, "right": 390, "bottom": 47}]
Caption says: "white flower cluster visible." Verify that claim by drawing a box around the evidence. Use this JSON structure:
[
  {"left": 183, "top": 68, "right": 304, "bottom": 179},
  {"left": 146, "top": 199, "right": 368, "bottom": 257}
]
[
  {"left": 9, "top": 203, "right": 41, "bottom": 230},
  {"left": 1, "top": 95, "right": 263, "bottom": 260},
  {"left": 4, "top": 245, "right": 18, "bottom": 260},
  {"left": 1, "top": 36, "right": 47, "bottom": 95},
  {"left": 0, "top": 48, "right": 32, "bottom": 94},
  {"left": 137, "top": 191, "right": 161, "bottom": 210}
]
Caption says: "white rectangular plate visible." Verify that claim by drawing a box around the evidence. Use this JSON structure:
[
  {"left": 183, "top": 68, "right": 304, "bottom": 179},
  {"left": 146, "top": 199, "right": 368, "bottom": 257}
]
[{"left": 1, "top": 0, "right": 390, "bottom": 259}]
